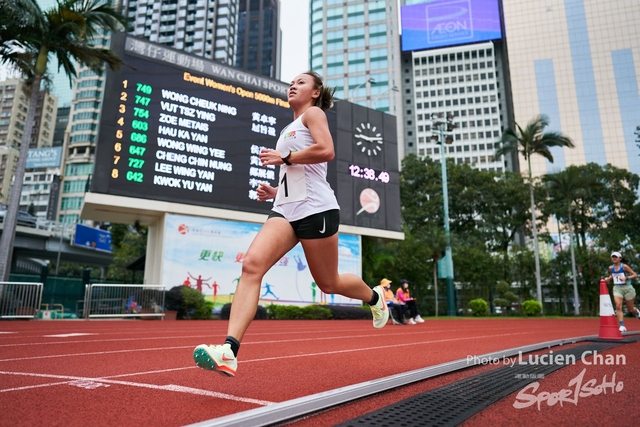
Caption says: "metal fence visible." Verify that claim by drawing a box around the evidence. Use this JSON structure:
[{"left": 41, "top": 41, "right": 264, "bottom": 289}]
[
  {"left": 83, "top": 284, "right": 166, "bottom": 319},
  {"left": 0, "top": 282, "right": 43, "bottom": 319}
]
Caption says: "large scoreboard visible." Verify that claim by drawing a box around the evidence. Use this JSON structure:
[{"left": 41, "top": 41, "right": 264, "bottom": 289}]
[{"left": 93, "top": 33, "right": 402, "bottom": 233}]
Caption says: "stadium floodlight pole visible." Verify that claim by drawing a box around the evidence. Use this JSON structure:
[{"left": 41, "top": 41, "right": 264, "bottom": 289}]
[
  {"left": 371, "top": 86, "right": 399, "bottom": 109},
  {"left": 431, "top": 113, "right": 457, "bottom": 316},
  {"left": 348, "top": 78, "right": 376, "bottom": 102}
]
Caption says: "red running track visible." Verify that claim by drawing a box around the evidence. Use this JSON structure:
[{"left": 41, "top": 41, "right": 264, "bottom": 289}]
[{"left": 0, "top": 317, "right": 635, "bottom": 426}]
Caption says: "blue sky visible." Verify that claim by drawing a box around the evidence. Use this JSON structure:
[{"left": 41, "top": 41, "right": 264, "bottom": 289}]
[{"left": 279, "top": 0, "right": 310, "bottom": 82}]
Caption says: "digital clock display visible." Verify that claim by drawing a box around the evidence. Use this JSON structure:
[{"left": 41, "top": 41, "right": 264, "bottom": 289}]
[{"left": 348, "top": 164, "right": 390, "bottom": 183}]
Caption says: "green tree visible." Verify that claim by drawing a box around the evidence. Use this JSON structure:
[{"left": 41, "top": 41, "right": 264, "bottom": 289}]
[
  {"left": 479, "top": 171, "right": 531, "bottom": 276},
  {"left": 399, "top": 154, "right": 443, "bottom": 232},
  {"left": 544, "top": 166, "right": 602, "bottom": 315},
  {"left": 105, "top": 223, "right": 147, "bottom": 282},
  {"left": 578, "top": 164, "right": 639, "bottom": 253},
  {"left": 414, "top": 226, "right": 448, "bottom": 316},
  {"left": 494, "top": 280, "right": 518, "bottom": 315},
  {"left": 495, "top": 115, "right": 574, "bottom": 311},
  {"left": 361, "top": 236, "right": 395, "bottom": 287},
  {"left": 454, "top": 243, "right": 501, "bottom": 311},
  {"left": 0, "top": 0, "right": 127, "bottom": 281},
  {"left": 399, "top": 155, "right": 454, "bottom": 315}
]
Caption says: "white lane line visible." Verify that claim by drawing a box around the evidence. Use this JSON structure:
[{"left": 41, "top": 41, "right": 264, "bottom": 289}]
[
  {"left": 0, "top": 332, "right": 18, "bottom": 334},
  {"left": 0, "top": 326, "right": 546, "bottom": 348},
  {"left": 43, "top": 333, "right": 98, "bottom": 338},
  {"left": 103, "top": 366, "right": 195, "bottom": 378},
  {"left": 0, "top": 331, "right": 500, "bottom": 362},
  {"left": 0, "top": 331, "right": 532, "bottom": 364},
  {"left": 0, "top": 345, "right": 195, "bottom": 362},
  {"left": 0, "top": 370, "right": 274, "bottom": 406},
  {"left": 241, "top": 332, "right": 534, "bottom": 364},
  {"left": 0, "top": 381, "right": 73, "bottom": 392}
]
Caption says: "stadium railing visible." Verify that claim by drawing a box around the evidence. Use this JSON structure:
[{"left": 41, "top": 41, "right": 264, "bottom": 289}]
[
  {"left": 0, "top": 282, "right": 44, "bottom": 319},
  {"left": 83, "top": 284, "right": 166, "bottom": 319}
]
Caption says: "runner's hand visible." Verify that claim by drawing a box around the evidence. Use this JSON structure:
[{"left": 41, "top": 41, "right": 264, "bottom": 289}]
[{"left": 257, "top": 183, "right": 277, "bottom": 201}]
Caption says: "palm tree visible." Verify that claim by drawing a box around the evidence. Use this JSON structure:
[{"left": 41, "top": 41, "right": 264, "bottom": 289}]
[
  {"left": 494, "top": 115, "right": 574, "bottom": 311},
  {"left": 544, "top": 166, "right": 601, "bottom": 315},
  {"left": 417, "top": 226, "right": 448, "bottom": 317},
  {"left": 0, "top": 0, "right": 127, "bottom": 281}
]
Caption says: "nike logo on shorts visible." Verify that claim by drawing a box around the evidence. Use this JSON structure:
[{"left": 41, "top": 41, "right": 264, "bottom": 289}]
[{"left": 319, "top": 217, "right": 326, "bottom": 234}]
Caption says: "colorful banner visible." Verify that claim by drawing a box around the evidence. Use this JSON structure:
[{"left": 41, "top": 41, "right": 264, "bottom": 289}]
[{"left": 162, "top": 213, "right": 362, "bottom": 308}]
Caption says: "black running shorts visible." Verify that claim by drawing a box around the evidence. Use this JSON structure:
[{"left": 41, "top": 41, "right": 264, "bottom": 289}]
[{"left": 268, "top": 209, "right": 339, "bottom": 239}]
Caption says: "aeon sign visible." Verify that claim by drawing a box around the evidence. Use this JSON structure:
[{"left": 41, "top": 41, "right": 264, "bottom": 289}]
[
  {"left": 427, "top": 0, "right": 473, "bottom": 45},
  {"left": 400, "top": 0, "right": 502, "bottom": 52}
]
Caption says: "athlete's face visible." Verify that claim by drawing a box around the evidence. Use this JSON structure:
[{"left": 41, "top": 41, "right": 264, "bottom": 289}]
[{"left": 288, "top": 73, "right": 319, "bottom": 106}]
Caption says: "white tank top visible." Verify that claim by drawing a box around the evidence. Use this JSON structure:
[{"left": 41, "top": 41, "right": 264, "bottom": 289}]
[{"left": 271, "top": 113, "right": 339, "bottom": 221}]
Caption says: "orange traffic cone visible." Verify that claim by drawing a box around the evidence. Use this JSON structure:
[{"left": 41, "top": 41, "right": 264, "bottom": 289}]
[{"left": 598, "top": 279, "right": 622, "bottom": 340}]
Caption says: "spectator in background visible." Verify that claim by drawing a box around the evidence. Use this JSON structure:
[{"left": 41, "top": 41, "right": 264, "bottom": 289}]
[
  {"left": 396, "top": 279, "right": 424, "bottom": 324},
  {"left": 381, "top": 278, "right": 406, "bottom": 325},
  {"left": 606, "top": 251, "right": 640, "bottom": 332}
]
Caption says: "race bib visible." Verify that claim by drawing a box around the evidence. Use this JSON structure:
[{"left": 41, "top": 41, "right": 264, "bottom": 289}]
[
  {"left": 275, "top": 165, "right": 307, "bottom": 205},
  {"left": 612, "top": 272, "right": 626, "bottom": 285}
]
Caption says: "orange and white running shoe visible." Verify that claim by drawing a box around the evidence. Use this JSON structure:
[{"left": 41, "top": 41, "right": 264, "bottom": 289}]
[{"left": 193, "top": 343, "right": 237, "bottom": 377}]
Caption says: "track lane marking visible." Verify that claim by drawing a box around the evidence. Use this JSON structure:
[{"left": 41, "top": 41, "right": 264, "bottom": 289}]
[
  {"left": 0, "top": 371, "right": 274, "bottom": 406},
  {"left": 0, "top": 331, "right": 533, "bottom": 364},
  {"left": 0, "top": 325, "right": 571, "bottom": 348},
  {"left": 0, "top": 323, "right": 599, "bottom": 345},
  {"left": 43, "top": 333, "right": 98, "bottom": 338}
]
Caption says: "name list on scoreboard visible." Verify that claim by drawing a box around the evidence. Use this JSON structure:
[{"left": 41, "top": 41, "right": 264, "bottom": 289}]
[{"left": 110, "top": 74, "right": 288, "bottom": 202}]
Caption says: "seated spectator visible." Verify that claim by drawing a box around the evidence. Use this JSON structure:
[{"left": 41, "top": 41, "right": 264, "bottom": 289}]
[
  {"left": 396, "top": 279, "right": 424, "bottom": 324},
  {"left": 381, "top": 278, "right": 406, "bottom": 325}
]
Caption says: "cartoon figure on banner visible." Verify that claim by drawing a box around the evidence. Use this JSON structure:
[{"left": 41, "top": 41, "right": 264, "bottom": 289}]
[
  {"left": 311, "top": 281, "right": 328, "bottom": 304},
  {"left": 261, "top": 282, "right": 279, "bottom": 300},
  {"left": 294, "top": 254, "right": 308, "bottom": 301},
  {"left": 183, "top": 276, "right": 192, "bottom": 287},
  {"left": 311, "top": 281, "right": 318, "bottom": 303},
  {"left": 189, "top": 273, "right": 212, "bottom": 294},
  {"left": 211, "top": 281, "right": 220, "bottom": 302},
  {"left": 230, "top": 277, "right": 241, "bottom": 302}
]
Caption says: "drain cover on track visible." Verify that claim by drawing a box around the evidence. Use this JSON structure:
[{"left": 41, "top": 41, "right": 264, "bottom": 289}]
[{"left": 336, "top": 340, "right": 632, "bottom": 427}]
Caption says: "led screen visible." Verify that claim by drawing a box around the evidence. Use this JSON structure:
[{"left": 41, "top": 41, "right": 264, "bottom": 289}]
[
  {"left": 401, "top": 0, "right": 502, "bottom": 52},
  {"left": 93, "top": 34, "right": 292, "bottom": 215}
]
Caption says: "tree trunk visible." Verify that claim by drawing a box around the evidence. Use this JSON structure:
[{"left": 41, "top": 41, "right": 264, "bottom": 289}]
[
  {"left": 0, "top": 74, "right": 43, "bottom": 281},
  {"left": 568, "top": 208, "right": 580, "bottom": 316}
]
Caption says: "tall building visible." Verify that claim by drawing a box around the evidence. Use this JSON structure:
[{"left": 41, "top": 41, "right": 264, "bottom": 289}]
[
  {"left": 0, "top": 79, "right": 58, "bottom": 206},
  {"left": 52, "top": 106, "right": 70, "bottom": 148},
  {"left": 503, "top": 0, "right": 640, "bottom": 178},
  {"left": 309, "top": 0, "right": 404, "bottom": 158},
  {"left": 235, "top": 0, "right": 281, "bottom": 79},
  {"left": 122, "top": 0, "right": 239, "bottom": 65},
  {"left": 62, "top": 27, "right": 111, "bottom": 225},
  {"left": 309, "top": 1, "right": 403, "bottom": 113},
  {"left": 0, "top": 146, "right": 19, "bottom": 205},
  {"left": 398, "top": 0, "right": 512, "bottom": 172}
]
